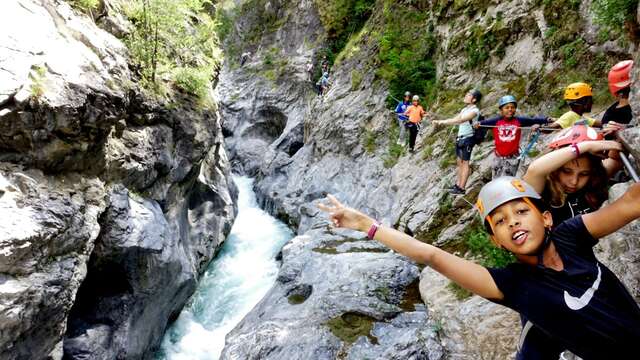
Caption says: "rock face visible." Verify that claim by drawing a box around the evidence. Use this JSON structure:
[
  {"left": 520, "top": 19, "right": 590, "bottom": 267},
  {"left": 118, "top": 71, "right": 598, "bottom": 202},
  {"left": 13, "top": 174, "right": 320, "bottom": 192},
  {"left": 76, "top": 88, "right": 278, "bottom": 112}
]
[
  {"left": 0, "top": 166, "right": 106, "bottom": 359},
  {"left": 220, "top": 227, "right": 444, "bottom": 360},
  {"left": 0, "top": 1, "right": 236, "bottom": 359},
  {"left": 217, "top": 0, "right": 640, "bottom": 359}
]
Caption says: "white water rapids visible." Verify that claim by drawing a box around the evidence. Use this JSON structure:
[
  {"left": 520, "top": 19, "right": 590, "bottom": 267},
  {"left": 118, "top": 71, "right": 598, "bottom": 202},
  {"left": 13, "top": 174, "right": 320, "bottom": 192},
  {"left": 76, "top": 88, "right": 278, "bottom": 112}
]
[{"left": 157, "top": 176, "right": 293, "bottom": 360}]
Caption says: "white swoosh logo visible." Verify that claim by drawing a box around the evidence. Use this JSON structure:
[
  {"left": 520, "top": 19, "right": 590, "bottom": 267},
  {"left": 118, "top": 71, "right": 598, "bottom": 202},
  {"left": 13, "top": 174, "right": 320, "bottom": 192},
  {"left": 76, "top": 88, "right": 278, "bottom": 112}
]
[{"left": 563, "top": 264, "right": 601, "bottom": 311}]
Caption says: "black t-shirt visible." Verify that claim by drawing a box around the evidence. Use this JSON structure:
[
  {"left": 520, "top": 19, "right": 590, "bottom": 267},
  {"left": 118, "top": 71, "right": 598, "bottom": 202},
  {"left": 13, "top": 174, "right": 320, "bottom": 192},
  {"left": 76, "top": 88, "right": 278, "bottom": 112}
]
[
  {"left": 602, "top": 102, "right": 632, "bottom": 125},
  {"left": 487, "top": 217, "right": 640, "bottom": 359},
  {"left": 546, "top": 191, "right": 596, "bottom": 225}
]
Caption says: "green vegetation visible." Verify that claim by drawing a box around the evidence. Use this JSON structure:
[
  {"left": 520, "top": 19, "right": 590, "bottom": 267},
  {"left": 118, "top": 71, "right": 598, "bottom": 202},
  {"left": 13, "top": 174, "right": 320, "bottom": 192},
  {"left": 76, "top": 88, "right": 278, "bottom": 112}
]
[
  {"left": 351, "top": 69, "right": 364, "bottom": 90},
  {"left": 415, "top": 192, "right": 458, "bottom": 243},
  {"left": 447, "top": 281, "right": 473, "bottom": 301},
  {"left": 383, "top": 143, "right": 405, "bottom": 168},
  {"left": 421, "top": 144, "right": 433, "bottom": 160},
  {"left": 260, "top": 46, "right": 289, "bottom": 82},
  {"left": 287, "top": 294, "right": 308, "bottom": 304},
  {"left": 438, "top": 137, "right": 456, "bottom": 169},
  {"left": 463, "top": 24, "right": 495, "bottom": 69},
  {"left": 326, "top": 312, "right": 379, "bottom": 345},
  {"left": 70, "top": 0, "right": 100, "bottom": 15},
  {"left": 362, "top": 129, "right": 377, "bottom": 153},
  {"left": 376, "top": 2, "right": 437, "bottom": 108},
  {"left": 29, "top": 65, "right": 47, "bottom": 99},
  {"left": 122, "top": 0, "right": 222, "bottom": 104},
  {"left": 592, "top": 0, "right": 639, "bottom": 37},
  {"left": 462, "top": 218, "right": 515, "bottom": 268},
  {"left": 314, "top": 0, "right": 376, "bottom": 67}
]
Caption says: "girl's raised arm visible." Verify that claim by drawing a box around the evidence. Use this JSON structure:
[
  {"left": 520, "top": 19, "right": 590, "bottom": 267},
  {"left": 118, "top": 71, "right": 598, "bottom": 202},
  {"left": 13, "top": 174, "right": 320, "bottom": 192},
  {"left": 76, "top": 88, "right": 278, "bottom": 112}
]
[
  {"left": 318, "top": 195, "right": 503, "bottom": 300},
  {"left": 523, "top": 140, "right": 623, "bottom": 193}
]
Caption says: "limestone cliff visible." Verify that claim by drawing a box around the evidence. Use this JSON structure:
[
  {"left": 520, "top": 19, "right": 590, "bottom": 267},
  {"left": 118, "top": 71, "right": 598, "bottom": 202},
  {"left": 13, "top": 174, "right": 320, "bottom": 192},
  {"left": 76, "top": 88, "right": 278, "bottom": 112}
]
[{"left": 0, "top": 1, "right": 236, "bottom": 359}]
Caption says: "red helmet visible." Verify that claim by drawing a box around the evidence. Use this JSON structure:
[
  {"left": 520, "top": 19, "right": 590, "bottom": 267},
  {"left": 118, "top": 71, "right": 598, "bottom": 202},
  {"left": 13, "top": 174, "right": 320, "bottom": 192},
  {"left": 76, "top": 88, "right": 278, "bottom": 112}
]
[
  {"left": 608, "top": 60, "right": 633, "bottom": 96},
  {"left": 548, "top": 124, "right": 603, "bottom": 150}
]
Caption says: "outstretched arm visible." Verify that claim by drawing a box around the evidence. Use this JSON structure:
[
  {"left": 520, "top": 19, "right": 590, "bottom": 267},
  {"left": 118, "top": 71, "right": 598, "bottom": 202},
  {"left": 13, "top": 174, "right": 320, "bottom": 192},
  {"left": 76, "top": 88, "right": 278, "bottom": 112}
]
[
  {"left": 583, "top": 183, "right": 640, "bottom": 239},
  {"left": 318, "top": 195, "right": 503, "bottom": 300},
  {"left": 434, "top": 109, "right": 478, "bottom": 126},
  {"left": 523, "top": 140, "right": 623, "bottom": 193}
]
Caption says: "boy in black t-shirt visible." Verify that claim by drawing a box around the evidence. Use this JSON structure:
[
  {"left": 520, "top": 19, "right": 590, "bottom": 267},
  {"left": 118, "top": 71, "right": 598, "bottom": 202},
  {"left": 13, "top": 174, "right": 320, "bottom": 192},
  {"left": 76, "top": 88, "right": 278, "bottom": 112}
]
[{"left": 318, "top": 177, "right": 640, "bottom": 359}]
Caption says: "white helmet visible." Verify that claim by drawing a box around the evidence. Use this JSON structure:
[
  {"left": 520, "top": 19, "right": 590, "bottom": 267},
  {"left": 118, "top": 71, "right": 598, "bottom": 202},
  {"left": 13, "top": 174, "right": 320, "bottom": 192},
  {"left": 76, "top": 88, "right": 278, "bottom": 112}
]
[
  {"left": 476, "top": 176, "right": 541, "bottom": 220},
  {"left": 412, "top": 95, "right": 420, "bottom": 101}
]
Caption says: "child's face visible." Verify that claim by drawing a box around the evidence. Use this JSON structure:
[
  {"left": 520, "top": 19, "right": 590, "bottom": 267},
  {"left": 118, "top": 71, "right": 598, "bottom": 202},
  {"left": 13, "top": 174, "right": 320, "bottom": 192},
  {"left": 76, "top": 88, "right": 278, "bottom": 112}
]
[
  {"left": 500, "top": 103, "right": 517, "bottom": 118},
  {"left": 464, "top": 92, "right": 474, "bottom": 104},
  {"left": 556, "top": 157, "right": 591, "bottom": 193},
  {"left": 489, "top": 199, "right": 552, "bottom": 255}
]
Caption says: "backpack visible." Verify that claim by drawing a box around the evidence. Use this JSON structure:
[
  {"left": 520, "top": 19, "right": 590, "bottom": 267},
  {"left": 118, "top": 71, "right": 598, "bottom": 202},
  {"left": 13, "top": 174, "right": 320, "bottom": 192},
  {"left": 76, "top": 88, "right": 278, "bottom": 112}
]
[{"left": 470, "top": 113, "right": 487, "bottom": 145}]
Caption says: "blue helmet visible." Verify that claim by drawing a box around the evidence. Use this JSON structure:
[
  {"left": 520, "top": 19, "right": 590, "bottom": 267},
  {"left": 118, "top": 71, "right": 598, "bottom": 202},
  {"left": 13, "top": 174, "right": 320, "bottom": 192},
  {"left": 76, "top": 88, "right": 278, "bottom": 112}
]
[{"left": 498, "top": 95, "right": 517, "bottom": 109}]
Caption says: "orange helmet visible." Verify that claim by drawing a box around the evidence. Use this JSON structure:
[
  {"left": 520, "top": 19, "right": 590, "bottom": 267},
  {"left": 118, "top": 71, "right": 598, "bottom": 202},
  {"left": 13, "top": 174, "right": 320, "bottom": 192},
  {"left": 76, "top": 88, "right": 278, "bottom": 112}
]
[
  {"left": 563, "top": 82, "right": 593, "bottom": 100},
  {"left": 608, "top": 60, "right": 633, "bottom": 96},
  {"left": 548, "top": 124, "right": 603, "bottom": 150}
]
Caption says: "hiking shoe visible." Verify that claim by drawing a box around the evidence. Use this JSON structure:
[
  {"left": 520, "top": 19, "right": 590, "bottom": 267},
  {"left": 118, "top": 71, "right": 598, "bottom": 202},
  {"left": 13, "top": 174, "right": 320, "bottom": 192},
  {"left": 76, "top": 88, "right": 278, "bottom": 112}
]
[{"left": 449, "top": 185, "right": 465, "bottom": 195}]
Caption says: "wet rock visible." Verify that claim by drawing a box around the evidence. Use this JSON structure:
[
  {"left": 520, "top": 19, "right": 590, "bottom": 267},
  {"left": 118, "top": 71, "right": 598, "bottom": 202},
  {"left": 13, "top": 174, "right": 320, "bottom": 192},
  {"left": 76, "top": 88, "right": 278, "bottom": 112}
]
[{"left": 220, "top": 228, "right": 443, "bottom": 360}]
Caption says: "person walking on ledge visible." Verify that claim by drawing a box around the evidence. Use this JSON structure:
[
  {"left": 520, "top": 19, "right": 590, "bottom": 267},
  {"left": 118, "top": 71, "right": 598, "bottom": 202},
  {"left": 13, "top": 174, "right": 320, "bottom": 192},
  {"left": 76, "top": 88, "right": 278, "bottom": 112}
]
[
  {"left": 432, "top": 89, "right": 482, "bottom": 194},
  {"left": 403, "top": 95, "right": 427, "bottom": 153}
]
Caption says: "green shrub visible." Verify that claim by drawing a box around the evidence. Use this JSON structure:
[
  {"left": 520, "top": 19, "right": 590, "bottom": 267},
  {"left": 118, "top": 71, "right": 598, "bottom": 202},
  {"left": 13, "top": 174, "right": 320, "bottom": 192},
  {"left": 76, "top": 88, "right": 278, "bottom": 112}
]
[
  {"left": 71, "top": 0, "right": 100, "bottom": 14},
  {"left": 173, "top": 66, "right": 213, "bottom": 101},
  {"left": 463, "top": 24, "right": 494, "bottom": 69},
  {"left": 383, "top": 143, "right": 405, "bottom": 168},
  {"left": 592, "top": 0, "right": 639, "bottom": 36},
  {"left": 314, "top": 0, "right": 376, "bottom": 68},
  {"left": 462, "top": 219, "right": 515, "bottom": 268},
  {"left": 363, "top": 129, "right": 377, "bottom": 153},
  {"left": 351, "top": 70, "right": 363, "bottom": 90},
  {"left": 376, "top": 2, "right": 437, "bottom": 108},
  {"left": 122, "top": 0, "right": 222, "bottom": 103},
  {"left": 438, "top": 138, "right": 457, "bottom": 169},
  {"left": 29, "top": 66, "right": 47, "bottom": 99}
]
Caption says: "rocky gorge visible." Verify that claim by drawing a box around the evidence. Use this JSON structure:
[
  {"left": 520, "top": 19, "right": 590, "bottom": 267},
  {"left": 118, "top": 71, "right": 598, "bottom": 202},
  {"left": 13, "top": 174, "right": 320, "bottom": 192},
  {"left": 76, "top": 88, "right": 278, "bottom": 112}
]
[
  {"left": 216, "top": 0, "right": 640, "bottom": 359},
  {"left": 0, "top": 0, "right": 236, "bottom": 359},
  {"left": 0, "top": 0, "right": 639, "bottom": 359}
]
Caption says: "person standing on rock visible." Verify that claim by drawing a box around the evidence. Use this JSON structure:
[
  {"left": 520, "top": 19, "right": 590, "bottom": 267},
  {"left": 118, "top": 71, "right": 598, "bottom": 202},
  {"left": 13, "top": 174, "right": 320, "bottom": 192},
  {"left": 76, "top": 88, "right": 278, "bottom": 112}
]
[
  {"left": 240, "top": 51, "right": 251, "bottom": 66},
  {"left": 432, "top": 89, "right": 482, "bottom": 194},
  {"left": 395, "top": 91, "right": 411, "bottom": 145},
  {"left": 403, "top": 95, "right": 427, "bottom": 153},
  {"left": 475, "top": 95, "right": 552, "bottom": 178},
  {"left": 316, "top": 72, "right": 330, "bottom": 96},
  {"left": 306, "top": 61, "right": 314, "bottom": 82},
  {"left": 602, "top": 60, "right": 634, "bottom": 139},
  {"left": 318, "top": 177, "right": 640, "bottom": 359}
]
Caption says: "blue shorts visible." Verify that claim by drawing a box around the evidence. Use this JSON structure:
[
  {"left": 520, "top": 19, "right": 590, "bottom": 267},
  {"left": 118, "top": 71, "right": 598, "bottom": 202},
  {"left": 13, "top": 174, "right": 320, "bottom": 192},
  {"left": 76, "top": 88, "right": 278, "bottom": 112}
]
[{"left": 456, "top": 137, "right": 474, "bottom": 161}]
